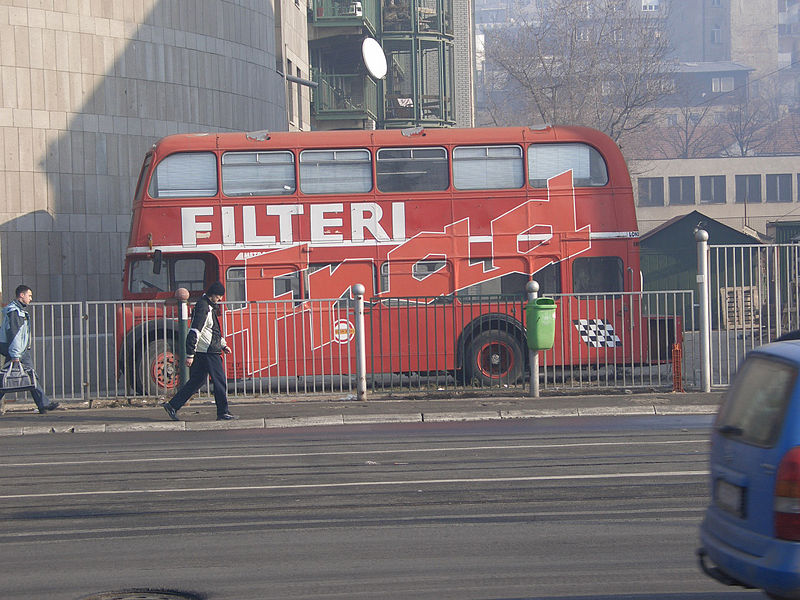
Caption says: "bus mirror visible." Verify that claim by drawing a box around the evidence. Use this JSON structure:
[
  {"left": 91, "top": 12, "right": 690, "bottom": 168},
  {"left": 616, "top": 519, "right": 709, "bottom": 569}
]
[{"left": 152, "top": 249, "right": 162, "bottom": 275}]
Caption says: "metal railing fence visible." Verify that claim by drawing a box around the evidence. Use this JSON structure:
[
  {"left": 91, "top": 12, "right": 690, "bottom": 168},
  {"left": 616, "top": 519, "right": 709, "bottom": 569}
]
[
  {"left": 708, "top": 243, "right": 800, "bottom": 386},
  {"left": 1, "top": 289, "right": 696, "bottom": 408}
]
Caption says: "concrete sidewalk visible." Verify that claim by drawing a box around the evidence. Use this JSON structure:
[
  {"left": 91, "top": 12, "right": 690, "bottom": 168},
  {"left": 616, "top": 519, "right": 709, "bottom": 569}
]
[{"left": 0, "top": 391, "right": 724, "bottom": 436}]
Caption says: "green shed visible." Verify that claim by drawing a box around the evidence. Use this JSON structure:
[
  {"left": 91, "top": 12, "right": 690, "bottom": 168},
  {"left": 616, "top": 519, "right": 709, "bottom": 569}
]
[{"left": 639, "top": 210, "right": 761, "bottom": 327}]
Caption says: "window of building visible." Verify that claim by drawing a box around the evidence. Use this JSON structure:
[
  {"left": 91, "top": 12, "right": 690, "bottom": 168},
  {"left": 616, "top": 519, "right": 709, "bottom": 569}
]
[
  {"left": 711, "top": 26, "right": 722, "bottom": 44},
  {"left": 700, "top": 175, "right": 726, "bottom": 204},
  {"left": 222, "top": 151, "right": 296, "bottom": 196},
  {"left": 712, "top": 76, "right": 734, "bottom": 93},
  {"left": 767, "top": 173, "right": 793, "bottom": 202},
  {"left": 669, "top": 176, "right": 695, "bottom": 205},
  {"left": 453, "top": 145, "right": 524, "bottom": 190},
  {"left": 712, "top": 0, "right": 720, "bottom": 6},
  {"left": 299, "top": 149, "right": 372, "bottom": 194},
  {"left": 736, "top": 174, "right": 762, "bottom": 203},
  {"left": 638, "top": 177, "right": 664, "bottom": 207},
  {"left": 642, "top": 0, "right": 659, "bottom": 10},
  {"left": 376, "top": 147, "right": 448, "bottom": 192},
  {"left": 148, "top": 152, "right": 218, "bottom": 198},
  {"left": 287, "top": 59, "right": 295, "bottom": 126},
  {"left": 666, "top": 114, "right": 678, "bottom": 126},
  {"left": 527, "top": 143, "right": 608, "bottom": 188},
  {"left": 572, "top": 256, "right": 624, "bottom": 294},
  {"left": 383, "top": 0, "right": 412, "bottom": 32},
  {"left": 296, "top": 67, "right": 303, "bottom": 129}
]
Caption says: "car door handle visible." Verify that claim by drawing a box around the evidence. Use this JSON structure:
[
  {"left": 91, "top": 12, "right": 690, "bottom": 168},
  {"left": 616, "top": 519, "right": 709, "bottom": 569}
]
[{"left": 761, "top": 463, "right": 777, "bottom": 473}]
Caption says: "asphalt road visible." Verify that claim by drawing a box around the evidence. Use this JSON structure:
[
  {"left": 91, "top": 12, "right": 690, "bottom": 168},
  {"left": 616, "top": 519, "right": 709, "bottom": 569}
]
[{"left": 0, "top": 415, "right": 766, "bottom": 600}]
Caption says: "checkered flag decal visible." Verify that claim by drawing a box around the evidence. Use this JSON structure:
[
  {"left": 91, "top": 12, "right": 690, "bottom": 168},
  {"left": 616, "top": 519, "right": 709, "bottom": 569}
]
[{"left": 573, "top": 319, "right": 621, "bottom": 348}]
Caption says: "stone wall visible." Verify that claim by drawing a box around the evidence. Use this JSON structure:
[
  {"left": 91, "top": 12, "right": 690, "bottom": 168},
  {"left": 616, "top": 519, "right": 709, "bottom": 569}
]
[{"left": 0, "top": 0, "right": 287, "bottom": 301}]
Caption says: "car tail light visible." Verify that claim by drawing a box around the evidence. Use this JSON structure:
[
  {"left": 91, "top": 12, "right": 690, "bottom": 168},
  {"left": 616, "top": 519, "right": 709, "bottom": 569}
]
[{"left": 775, "top": 446, "right": 800, "bottom": 540}]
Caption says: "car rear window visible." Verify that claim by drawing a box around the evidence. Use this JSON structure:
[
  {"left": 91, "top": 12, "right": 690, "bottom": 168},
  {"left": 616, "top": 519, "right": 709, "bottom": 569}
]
[{"left": 716, "top": 354, "right": 797, "bottom": 447}]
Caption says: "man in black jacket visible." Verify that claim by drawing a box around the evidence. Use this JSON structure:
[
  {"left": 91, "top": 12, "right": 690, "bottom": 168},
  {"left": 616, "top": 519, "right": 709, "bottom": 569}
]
[{"left": 162, "top": 282, "right": 235, "bottom": 421}]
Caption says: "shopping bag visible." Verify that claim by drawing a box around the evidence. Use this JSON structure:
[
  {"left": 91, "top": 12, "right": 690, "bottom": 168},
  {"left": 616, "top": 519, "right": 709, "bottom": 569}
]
[{"left": 0, "top": 361, "right": 35, "bottom": 393}]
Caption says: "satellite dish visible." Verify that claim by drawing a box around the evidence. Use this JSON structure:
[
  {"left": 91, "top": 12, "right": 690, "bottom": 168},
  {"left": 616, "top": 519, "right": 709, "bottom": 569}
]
[{"left": 362, "top": 37, "right": 387, "bottom": 80}]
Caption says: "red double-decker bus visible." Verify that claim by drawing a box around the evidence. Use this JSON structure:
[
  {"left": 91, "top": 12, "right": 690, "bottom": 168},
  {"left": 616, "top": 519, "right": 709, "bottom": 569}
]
[{"left": 119, "top": 125, "right": 657, "bottom": 392}]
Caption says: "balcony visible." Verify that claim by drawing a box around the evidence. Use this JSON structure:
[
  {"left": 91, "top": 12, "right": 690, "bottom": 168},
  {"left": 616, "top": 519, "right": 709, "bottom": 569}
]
[
  {"left": 312, "top": 71, "right": 379, "bottom": 121},
  {"left": 310, "top": 0, "right": 378, "bottom": 34}
]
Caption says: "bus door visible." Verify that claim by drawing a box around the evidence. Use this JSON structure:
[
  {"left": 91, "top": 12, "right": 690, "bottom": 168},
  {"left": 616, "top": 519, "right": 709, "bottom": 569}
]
[{"left": 558, "top": 255, "right": 636, "bottom": 368}]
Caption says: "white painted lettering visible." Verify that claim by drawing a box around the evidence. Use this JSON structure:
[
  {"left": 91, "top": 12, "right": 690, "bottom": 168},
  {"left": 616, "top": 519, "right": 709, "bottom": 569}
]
[
  {"left": 221, "top": 206, "right": 235, "bottom": 245},
  {"left": 181, "top": 207, "right": 214, "bottom": 247},
  {"left": 392, "top": 202, "right": 406, "bottom": 241},
  {"left": 351, "top": 203, "right": 389, "bottom": 243},
  {"left": 266, "top": 204, "right": 303, "bottom": 244},
  {"left": 311, "top": 203, "right": 343, "bottom": 243},
  {"left": 243, "top": 206, "right": 276, "bottom": 245}
]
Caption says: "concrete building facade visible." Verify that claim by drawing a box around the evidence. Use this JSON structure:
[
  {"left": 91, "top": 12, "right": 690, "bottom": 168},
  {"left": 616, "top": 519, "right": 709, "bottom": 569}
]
[{"left": 0, "top": 0, "right": 289, "bottom": 302}]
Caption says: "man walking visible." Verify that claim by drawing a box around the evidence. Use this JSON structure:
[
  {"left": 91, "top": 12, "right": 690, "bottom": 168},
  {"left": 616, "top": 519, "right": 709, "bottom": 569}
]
[
  {"left": 0, "top": 285, "right": 59, "bottom": 413},
  {"left": 162, "top": 282, "right": 235, "bottom": 421}
]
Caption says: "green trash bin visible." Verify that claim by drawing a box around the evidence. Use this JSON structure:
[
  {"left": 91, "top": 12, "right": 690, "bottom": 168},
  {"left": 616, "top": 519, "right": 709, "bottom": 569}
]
[{"left": 526, "top": 297, "right": 557, "bottom": 351}]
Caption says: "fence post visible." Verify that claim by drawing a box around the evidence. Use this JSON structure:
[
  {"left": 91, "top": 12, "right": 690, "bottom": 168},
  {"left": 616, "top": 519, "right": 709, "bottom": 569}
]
[
  {"left": 696, "top": 230, "right": 711, "bottom": 392},
  {"left": 175, "top": 288, "right": 190, "bottom": 386},
  {"left": 352, "top": 283, "right": 367, "bottom": 401},
  {"left": 526, "top": 280, "right": 539, "bottom": 398}
]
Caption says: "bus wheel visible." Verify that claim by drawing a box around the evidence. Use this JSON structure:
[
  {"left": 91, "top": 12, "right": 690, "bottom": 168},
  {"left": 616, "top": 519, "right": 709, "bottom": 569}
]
[
  {"left": 137, "top": 339, "right": 179, "bottom": 395},
  {"left": 467, "top": 330, "right": 524, "bottom": 386}
]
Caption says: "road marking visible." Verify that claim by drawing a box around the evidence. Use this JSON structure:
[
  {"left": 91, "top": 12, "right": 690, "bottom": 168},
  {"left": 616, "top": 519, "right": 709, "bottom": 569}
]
[
  {"left": 0, "top": 470, "right": 709, "bottom": 500},
  {"left": 0, "top": 507, "right": 704, "bottom": 539},
  {"left": 0, "top": 439, "right": 709, "bottom": 468}
]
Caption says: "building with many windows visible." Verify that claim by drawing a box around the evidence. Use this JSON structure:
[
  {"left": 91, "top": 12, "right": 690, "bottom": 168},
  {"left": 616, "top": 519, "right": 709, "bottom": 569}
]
[
  {"left": 307, "top": 0, "right": 474, "bottom": 130},
  {"left": 632, "top": 152, "right": 800, "bottom": 239},
  {"left": 0, "top": 1, "right": 294, "bottom": 301}
]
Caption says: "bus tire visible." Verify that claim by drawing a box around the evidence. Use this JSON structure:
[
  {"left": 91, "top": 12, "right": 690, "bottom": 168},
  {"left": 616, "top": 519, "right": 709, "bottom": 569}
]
[
  {"left": 466, "top": 329, "right": 524, "bottom": 386},
  {"left": 136, "top": 338, "right": 179, "bottom": 395}
]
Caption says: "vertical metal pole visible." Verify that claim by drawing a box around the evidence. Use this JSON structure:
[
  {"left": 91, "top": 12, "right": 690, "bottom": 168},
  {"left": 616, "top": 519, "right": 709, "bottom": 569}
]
[
  {"left": 696, "top": 230, "right": 711, "bottom": 392},
  {"left": 175, "top": 288, "right": 190, "bottom": 386},
  {"left": 526, "top": 280, "right": 539, "bottom": 398},
  {"left": 352, "top": 283, "right": 367, "bottom": 401}
]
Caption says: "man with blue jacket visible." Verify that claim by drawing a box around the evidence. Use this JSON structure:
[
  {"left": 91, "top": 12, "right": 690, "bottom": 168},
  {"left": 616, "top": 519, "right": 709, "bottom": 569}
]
[
  {"left": 0, "top": 285, "right": 59, "bottom": 413},
  {"left": 162, "top": 282, "right": 235, "bottom": 421}
]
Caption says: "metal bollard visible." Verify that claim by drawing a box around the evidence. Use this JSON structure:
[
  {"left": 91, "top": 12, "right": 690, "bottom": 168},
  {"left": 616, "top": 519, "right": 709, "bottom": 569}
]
[
  {"left": 175, "top": 287, "right": 190, "bottom": 387},
  {"left": 695, "top": 230, "right": 711, "bottom": 393},
  {"left": 526, "top": 280, "right": 540, "bottom": 398},
  {"left": 352, "top": 283, "right": 367, "bottom": 401}
]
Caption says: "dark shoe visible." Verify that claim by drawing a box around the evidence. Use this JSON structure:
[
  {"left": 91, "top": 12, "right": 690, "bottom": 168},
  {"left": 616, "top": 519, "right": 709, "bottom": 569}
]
[
  {"left": 162, "top": 402, "right": 179, "bottom": 421},
  {"left": 38, "top": 402, "right": 59, "bottom": 414},
  {"left": 216, "top": 412, "right": 237, "bottom": 421}
]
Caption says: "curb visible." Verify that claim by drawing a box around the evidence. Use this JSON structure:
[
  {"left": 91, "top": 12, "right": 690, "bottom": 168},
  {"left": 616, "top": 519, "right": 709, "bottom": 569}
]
[{"left": 0, "top": 404, "right": 719, "bottom": 437}]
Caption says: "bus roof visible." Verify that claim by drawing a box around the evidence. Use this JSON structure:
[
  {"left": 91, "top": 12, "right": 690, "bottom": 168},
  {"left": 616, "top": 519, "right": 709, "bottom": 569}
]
[{"left": 150, "top": 125, "right": 623, "bottom": 158}]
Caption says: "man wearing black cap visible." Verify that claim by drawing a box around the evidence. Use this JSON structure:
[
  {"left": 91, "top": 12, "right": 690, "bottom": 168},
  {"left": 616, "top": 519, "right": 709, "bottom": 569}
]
[{"left": 162, "top": 281, "right": 235, "bottom": 421}]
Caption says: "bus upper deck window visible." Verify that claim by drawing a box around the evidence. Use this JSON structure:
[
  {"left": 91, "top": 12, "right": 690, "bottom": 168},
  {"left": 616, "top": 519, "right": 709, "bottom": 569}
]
[
  {"left": 377, "top": 147, "right": 448, "bottom": 192},
  {"left": 222, "top": 151, "right": 296, "bottom": 196},
  {"left": 148, "top": 152, "right": 218, "bottom": 198},
  {"left": 299, "top": 149, "right": 372, "bottom": 194},
  {"left": 528, "top": 143, "right": 608, "bottom": 188},
  {"left": 453, "top": 145, "right": 524, "bottom": 190}
]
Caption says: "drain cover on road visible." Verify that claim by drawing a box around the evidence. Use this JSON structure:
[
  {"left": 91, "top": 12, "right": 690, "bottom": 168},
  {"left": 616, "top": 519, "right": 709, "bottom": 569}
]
[{"left": 78, "top": 590, "right": 203, "bottom": 600}]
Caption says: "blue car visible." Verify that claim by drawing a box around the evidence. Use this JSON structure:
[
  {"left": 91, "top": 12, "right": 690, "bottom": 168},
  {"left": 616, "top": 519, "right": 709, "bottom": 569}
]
[{"left": 699, "top": 340, "right": 800, "bottom": 599}]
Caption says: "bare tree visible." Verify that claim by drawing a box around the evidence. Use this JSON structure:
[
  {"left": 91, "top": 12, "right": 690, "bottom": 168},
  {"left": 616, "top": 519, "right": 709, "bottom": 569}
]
[
  {"left": 720, "top": 91, "right": 775, "bottom": 157},
  {"left": 652, "top": 91, "right": 724, "bottom": 159},
  {"left": 482, "top": 0, "right": 675, "bottom": 144}
]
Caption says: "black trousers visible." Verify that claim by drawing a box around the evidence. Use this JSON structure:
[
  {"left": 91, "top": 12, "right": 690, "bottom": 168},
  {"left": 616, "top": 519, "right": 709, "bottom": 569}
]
[
  {"left": 0, "top": 351, "right": 50, "bottom": 411},
  {"left": 166, "top": 352, "right": 229, "bottom": 416}
]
